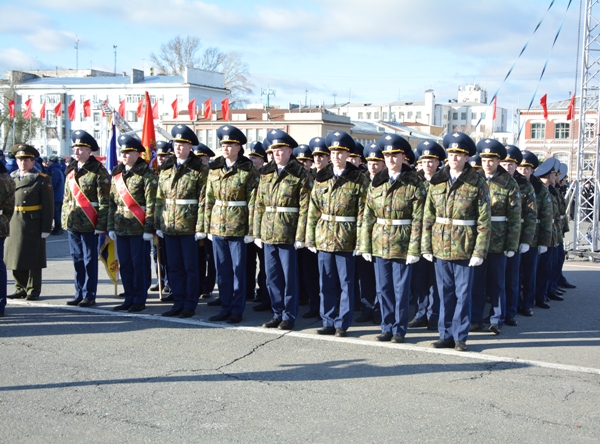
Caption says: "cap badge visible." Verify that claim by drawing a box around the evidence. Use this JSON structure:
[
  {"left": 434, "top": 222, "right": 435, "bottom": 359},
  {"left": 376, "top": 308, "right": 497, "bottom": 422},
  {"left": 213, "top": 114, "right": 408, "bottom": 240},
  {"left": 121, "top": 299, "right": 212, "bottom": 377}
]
[
  {"left": 334, "top": 132, "right": 340, "bottom": 136},
  {"left": 452, "top": 133, "right": 459, "bottom": 137},
  {"left": 223, "top": 126, "right": 229, "bottom": 130},
  {"left": 423, "top": 141, "right": 430, "bottom": 145}
]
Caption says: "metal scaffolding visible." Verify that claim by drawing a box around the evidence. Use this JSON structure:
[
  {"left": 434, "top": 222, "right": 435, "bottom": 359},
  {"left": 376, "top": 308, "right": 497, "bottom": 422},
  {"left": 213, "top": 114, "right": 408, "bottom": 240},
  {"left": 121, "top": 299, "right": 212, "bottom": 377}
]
[{"left": 573, "top": 0, "right": 600, "bottom": 252}]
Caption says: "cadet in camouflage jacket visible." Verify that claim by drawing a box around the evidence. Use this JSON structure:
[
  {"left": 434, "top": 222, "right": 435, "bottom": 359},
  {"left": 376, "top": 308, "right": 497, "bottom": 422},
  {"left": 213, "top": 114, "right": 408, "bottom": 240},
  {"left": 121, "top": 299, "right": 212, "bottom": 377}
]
[
  {"left": 513, "top": 171, "right": 537, "bottom": 248},
  {"left": 548, "top": 186, "right": 561, "bottom": 247},
  {"left": 108, "top": 158, "right": 158, "bottom": 236},
  {"left": 529, "top": 174, "right": 553, "bottom": 248},
  {"left": 306, "top": 162, "right": 369, "bottom": 252},
  {"left": 421, "top": 164, "right": 491, "bottom": 261},
  {"left": 155, "top": 152, "right": 207, "bottom": 236},
  {"left": 62, "top": 156, "right": 111, "bottom": 233},
  {"left": 205, "top": 156, "right": 258, "bottom": 238},
  {"left": 361, "top": 164, "right": 426, "bottom": 259},
  {"left": 254, "top": 159, "right": 311, "bottom": 245}
]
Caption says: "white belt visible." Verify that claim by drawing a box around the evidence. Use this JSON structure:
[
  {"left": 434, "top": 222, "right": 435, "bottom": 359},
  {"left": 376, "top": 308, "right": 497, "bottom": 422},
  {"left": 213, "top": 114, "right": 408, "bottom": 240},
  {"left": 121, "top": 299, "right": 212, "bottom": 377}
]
[
  {"left": 521, "top": 219, "right": 524, "bottom": 223},
  {"left": 435, "top": 217, "right": 476, "bottom": 226},
  {"left": 376, "top": 218, "right": 412, "bottom": 226},
  {"left": 215, "top": 200, "right": 247, "bottom": 207},
  {"left": 265, "top": 206, "right": 299, "bottom": 213},
  {"left": 166, "top": 199, "right": 199, "bottom": 205},
  {"left": 69, "top": 201, "right": 99, "bottom": 207},
  {"left": 560, "top": 215, "right": 565, "bottom": 219},
  {"left": 118, "top": 205, "right": 146, "bottom": 211},
  {"left": 0, "top": 210, "right": 2, "bottom": 215},
  {"left": 321, "top": 214, "right": 357, "bottom": 222},
  {"left": 536, "top": 219, "right": 540, "bottom": 223},
  {"left": 491, "top": 216, "right": 507, "bottom": 222}
]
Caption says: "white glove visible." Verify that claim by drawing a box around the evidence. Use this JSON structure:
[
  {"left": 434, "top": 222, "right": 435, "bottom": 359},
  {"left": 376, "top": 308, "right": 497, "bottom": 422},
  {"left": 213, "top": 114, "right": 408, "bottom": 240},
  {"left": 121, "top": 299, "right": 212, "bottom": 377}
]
[
  {"left": 143, "top": 233, "right": 153, "bottom": 242},
  {"left": 423, "top": 253, "right": 433, "bottom": 262},
  {"left": 504, "top": 251, "right": 515, "bottom": 258},
  {"left": 538, "top": 245, "right": 548, "bottom": 254},
  {"left": 362, "top": 253, "right": 372, "bottom": 262},
  {"left": 41, "top": 232, "right": 50, "bottom": 239},
  {"left": 353, "top": 250, "right": 361, "bottom": 256},
  {"left": 195, "top": 232, "right": 206, "bottom": 241},
  {"left": 207, "top": 234, "right": 213, "bottom": 241},
  {"left": 243, "top": 235, "right": 254, "bottom": 244},
  {"left": 108, "top": 231, "right": 117, "bottom": 241},
  {"left": 94, "top": 230, "right": 105, "bottom": 235},
  {"left": 308, "top": 247, "right": 317, "bottom": 254},
  {"left": 519, "top": 243, "right": 530, "bottom": 254},
  {"left": 156, "top": 230, "right": 164, "bottom": 238},
  {"left": 294, "top": 241, "right": 305, "bottom": 250},
  {"left": 406, "top": 255, "right": 420, "bottom": 265},
  {"left": 254, "top": 238, "right": 263, "bottom": 249},
  {"left": 469, "top": 257, "right": 484, "bottom": 267}
]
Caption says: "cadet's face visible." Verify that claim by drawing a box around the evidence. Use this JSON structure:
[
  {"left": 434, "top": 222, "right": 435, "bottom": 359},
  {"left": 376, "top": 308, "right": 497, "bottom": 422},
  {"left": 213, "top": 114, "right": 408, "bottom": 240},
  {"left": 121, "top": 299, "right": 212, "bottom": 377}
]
[
  {"left": 367, "top": 160, "right": 384, "bottom": 178},
  {"left": 384, "top": 152, "right": 406, "bottom": 174},
  {"left": 348, "top": 156, "right": 362, "bottom": 167},
  {"left": 174, "top": 142, "right": 192, "bottom": 160},
  {"left": 222, "top": 143, "right": 241, "bottom": 161},
  {"left": 299, "top": 159, "right": 313, "bottom": 170},
  {"left": 121, "top": 151, "right": 139, "bottom": 167},
  {"left": 500, "top": 161, "right": 517, "bottom": 176},
  {"left": 272, "top": 146, "right": 292, "bottom": 167},
  {"left": 249, "top": 155, "right": 264, "bottom": 169},
  {"left": 517, "top": 165, "right": 532, "bottom": 179},
  {"left": 17, "top": 157, "right": 35, "bottom": 173},
  {"left": 421, "top": 158, "right": 440, "bottom": 177},
  {"left": 330, "top": 149, "right": 349, "bottom": 169},
  {"left": 200, "top": 155, "right": 210, "bottom": 165},
  {"left": 447, "top": 152, "right": 469, "bottom": 171},
  {"left": 482, "top": 157, "right": 500, "bottom": 175},
  {"left": 73, "top": 146, "right": 92, "bottom": 163},
  {"left": 157, "top": 154, "right": 168, "bottom": 165},
  {"left": 266, "top": 152, "right": 274, "bottom": 162},
  {"left": 313, "top": 154, "right": 329, "bottom": 170}
]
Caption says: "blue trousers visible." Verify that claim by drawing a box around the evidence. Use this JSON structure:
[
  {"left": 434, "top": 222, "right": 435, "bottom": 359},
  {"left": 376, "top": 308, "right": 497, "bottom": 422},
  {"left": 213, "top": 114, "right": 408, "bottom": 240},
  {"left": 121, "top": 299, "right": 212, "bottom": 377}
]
[
  {"left": 68, "top": 231, "right": 99, "bottom": 301},
  {"left": 411, "top": 257, "right": 439, "bottom": 323},
  {"left": 318, "top": 251, "right": 355, "bottom": 330},
  {"left": 53, "top": 202, "right": 63, "bottom": 231},
  {"left": 434, "top": 258, "right": 473, "bottom": 343},
  {"left": 355, "top": 255, "right": 377, "bottom": 314},
  {"left": 264, "top": 243, "right": 299, "bottom": 323},
  {"left": 117, "top": 235, "right": 150, "bottom": 305},
  {"left": 505, "top": 252, "right": 521, "bottom": 319},
  {"left": 535, "top": 247, "right": 553, "bottom": 304},
  {"left": 375, "top": 257, "right": 411, "bottom": 336},
  {"left": 165, "top": 234, "right": 199, "bottom": 311},
  {"left": 519, "top": 248, "right": 538, "bottom": 310},
  {"left": 213, "top": 236, "right": 247, "bottom": 315},
  {"left": 0, "top": 238, "right": 6, "bottom": 315},
  {"left": 471, "top": 252, "right": 506, "bottom": 325},
  {"left": 549, "top": 243, "right": 565, "bottom": 293},
  {"left": 299, "top": 247, "right": 320, "bottom": 312}
]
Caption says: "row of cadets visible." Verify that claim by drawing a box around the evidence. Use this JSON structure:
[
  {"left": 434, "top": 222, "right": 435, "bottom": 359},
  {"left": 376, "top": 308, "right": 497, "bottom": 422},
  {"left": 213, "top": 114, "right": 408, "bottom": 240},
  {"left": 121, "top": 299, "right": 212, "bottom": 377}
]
[
  {"left": 360, "top": 134, "right": 427, "bottom": 342},
  {"left": 255, "top": 129, "right": 312, "bottom": 330},
  {"left": 470, "top": 139, "right": 522, "bottom": 335},
  {"left": 409, "top": 140, "right": 446, "bottom": 331},
  {"left": 108, "top": 135, "right": 158, "bottom": 312}
]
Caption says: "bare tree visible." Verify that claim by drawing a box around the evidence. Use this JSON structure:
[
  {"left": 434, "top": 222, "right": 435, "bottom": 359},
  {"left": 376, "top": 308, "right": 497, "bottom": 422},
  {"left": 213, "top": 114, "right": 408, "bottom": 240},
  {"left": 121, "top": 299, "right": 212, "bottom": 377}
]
[{"left": 150, "top": 36, "right": 254, "bottom": 108}]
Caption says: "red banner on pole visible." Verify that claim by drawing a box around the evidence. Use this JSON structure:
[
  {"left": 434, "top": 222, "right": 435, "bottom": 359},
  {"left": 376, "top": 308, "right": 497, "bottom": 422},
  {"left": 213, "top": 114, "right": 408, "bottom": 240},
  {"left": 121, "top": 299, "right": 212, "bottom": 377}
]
[
  {"left": 171, "top": 99, "right": 178, "bottom": 119},
  {"left": 188, "top": 99, "right": 197, "bottom": 121},
  {"left": 567, "top": 93, "right": 576, "bottom": 120},
  {"left": 40, "top": 102, "right": 46, "bottom": 119},
  {"left": 8, "top": 100, "right": 15, "bottom": 118},
  {"left": 54, "top": 101, "right": 62, "bottom": 117},
  {"left": 83, "top": 99, "right": 91, "bottom": 118},
  {"left": 141, "top": 91, "right": 156, "bottom": 168},
  {"left": 68, "top": 100, "right": 76, "bottom": 121},
  {"left": 23, "top": 99, "right": 33, "bottom": 119},
  {"left": 118, "top": 99, "right": 126, "bottom": 117},
  {"left": 492, "top": 97, "right": 497, "bottom": 121},
  {"left": 137, "top": 99, "right": 144, "bottom": 119},
  {"left": 540, "top": 94, "right": 548, "bottom": 120},
  {"left": 221, "top": 98, "right": 231, "bottom": 121},
  {"left": 152, "top": 101, "right": 159, "bottom": 120},
  {"left": 203, "top": 98, "right": 212, "bottom": 119}
]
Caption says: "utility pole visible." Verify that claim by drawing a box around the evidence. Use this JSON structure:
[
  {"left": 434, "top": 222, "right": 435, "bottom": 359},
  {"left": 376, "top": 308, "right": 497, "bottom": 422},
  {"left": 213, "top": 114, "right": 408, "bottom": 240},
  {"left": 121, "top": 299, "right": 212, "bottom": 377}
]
[
  {"left": 333, "top": 93, "right": 337, "bottom": 106},
  {"left": 75, "top": 37, "right": 79, "bottom": 70},
  {"left": 261, "top": 87, "right": 276, "bottom": 109},
  {"left": 113, "top": 45, "right": 117, "bottom": 75}
]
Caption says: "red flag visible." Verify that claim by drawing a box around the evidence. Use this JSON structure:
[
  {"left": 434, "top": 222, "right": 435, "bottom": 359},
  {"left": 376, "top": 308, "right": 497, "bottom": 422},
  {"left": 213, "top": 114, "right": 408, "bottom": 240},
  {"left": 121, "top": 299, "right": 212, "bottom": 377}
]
[
  {"left": 203, "top": 98, "right": 212, "bottom": 119},
  {"left": 118, "top": 99, "right": 126, "bottom": 117},
  {"left": 221, "top": 98, "right": 231, "bottom": 121},
  {"left": 40, "top": 102, "right": 46, "bottom": 119},
  {"left": 492, "top": 96, "right": 497, "bottom": 121},
  {"left": 68, "top": 100, "right": 76, "bottom": 121},
  {"left": 137, "top": 99, "right": 144, "bottom": 119},
  {"left": 8, "top": 100, "right": 15, "bottom": 118},
  {"left": 567, "top": 93, "right": 576, "bottom": 120},
  {"left": 54, "top": 101, "right": 62, "bottom": 117},
  {"left": 23, "top": 99, "right": 33, "bottom": 119},
  {"left": 141, "top": 91, "right": 156, "bottom": 167},
  {"left": 152, "top": 102, "right": 159, "bottom": 120},
  {"left": 188, "top": 99, "right": 197, "bottom": 121},
  {"left": 540, "top": 94, "right": 548, "bottom": 120},
  {"left": 83, "top": 99, "right": 91, "bottom": 118},
  {"left": 171, "top": 99, "right": 178, "bottom": 119}
]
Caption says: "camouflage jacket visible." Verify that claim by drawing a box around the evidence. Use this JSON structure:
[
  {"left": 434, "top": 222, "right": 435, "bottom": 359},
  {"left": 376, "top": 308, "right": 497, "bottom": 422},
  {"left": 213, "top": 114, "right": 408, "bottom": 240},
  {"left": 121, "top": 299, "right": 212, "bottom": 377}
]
[
  {"left": 155, "top": 153, "right": 207, "bottom": 236},
  {"left": 108, "top": 158, "right": 158, "bottom": 236},
  {"left": 513, "top": 171, "right": 537, "bottom": 247},
  {"left": 556, "top": 187, "right": 569, "bottom": 235},
  {"left": 254, "top": 159, "right": 312, "bottom": 245},
  {"left": 361, "top": 165, "right": 426, "bottom": 259},
  {"left": 62, "top": 156, "right": 111, "bottom": 233},
  {"left": 548, "top": 186, "right": 567, "bottom": 245},
  {"left": 205, "top": 155, "right": 259, "bottom": 238},
  {"left": 422, "top": 164, "right": 491, "bottom": 261},
  {"left": 529, "top": 175, "right": 553, "bottom": 248},
  {"left": 0, "top": 164, "right": 16, "bottom": 237},
  {"left": 306, "top": 162, "right": 369, "bottom": 253},
  {"left": 479, "top": 167, "right": 521, "bottom": 253}
]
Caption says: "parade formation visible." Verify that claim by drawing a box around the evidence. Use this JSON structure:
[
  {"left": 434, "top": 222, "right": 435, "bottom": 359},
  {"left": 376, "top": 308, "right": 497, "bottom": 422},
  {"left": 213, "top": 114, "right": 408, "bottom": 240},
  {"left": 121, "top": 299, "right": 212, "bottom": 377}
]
[{"left": 0, "top": 125, "right": 576, "bottom": 352}]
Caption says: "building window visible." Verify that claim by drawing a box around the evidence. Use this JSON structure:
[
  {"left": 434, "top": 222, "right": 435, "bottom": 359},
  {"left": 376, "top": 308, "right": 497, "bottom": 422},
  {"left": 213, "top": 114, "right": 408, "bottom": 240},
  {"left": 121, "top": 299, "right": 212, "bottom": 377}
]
[
  {"left": 585, "top": 122, "right": 596, "bottom": 139},
  {"left": 93, "top": 112, "right": 101, "bottom": 123},
  {"left": 407, "top": 112, "right": 413, "bottom": 119},
  {"left": 366, "top": 112, "right": 371, "bottom": 119},
  {"left": 472, "top": 113, "right": 477, "bottom": 120},
  {"left": 416, "top": 112, "right": 421, "bottom": 119},
  {"left": 554, "top": 152, "right": 569, "bottom": 164},
  {"left": 382, "top": 112, "right": 387, "bottom": 120},
  {"left": 453, "top": 112, "right": 458, "bottom": 120},
  {"left": 93, "top": 130, "right": 101, "bottom": 140},
  {"left": 531, "top": 123, "right": 545, "bottom": 139},
  {"left": 397, "top": 112, "right": 402, "bottom": 120},
  {"left": 584, "top": 153, "right": 595, "bottom": 171},
  {"left": 126, "top": 110, "right": 138, "bottom": 122},
  {"left": 554, "top": 122, "right": 570, "bottom": 139},
  {"left": 79, "top": 95, "right": 87, "bottom": 104},
  {"left": 126, "top": 94, "right": 144, "bottom": 104},
  {"left": 358, "top": 112, "right": 363, "bottom": 119},
  {"left": 460, "top": 112, "right": 467, "bottom": 120},
  {"left": 374, "top": 112, "right": 379, "bottom": 119}
]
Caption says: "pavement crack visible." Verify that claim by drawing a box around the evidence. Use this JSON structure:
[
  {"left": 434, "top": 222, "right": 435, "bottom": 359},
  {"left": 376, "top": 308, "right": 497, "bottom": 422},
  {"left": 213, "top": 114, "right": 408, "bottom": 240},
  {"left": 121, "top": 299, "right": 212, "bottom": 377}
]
[
  {"left": 563, "top": 389, "right": 575, "bottom": 401},
  {"left": 450, "top": 361, "right": 504, "bottom": 382},
  {"left": 215, "top": 332, "right": 289, "bottom": 373}
]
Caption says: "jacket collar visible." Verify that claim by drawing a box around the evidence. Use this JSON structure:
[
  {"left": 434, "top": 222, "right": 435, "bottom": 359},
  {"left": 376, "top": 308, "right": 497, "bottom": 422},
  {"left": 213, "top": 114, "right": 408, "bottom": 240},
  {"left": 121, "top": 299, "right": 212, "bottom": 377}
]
[
  {"left": 65, "top": 155, "right": 103, "bottom": 175},
  {"left": 529, "top": 174, "right": 543, "bottom": 194},
  {"left": 430, "top": 163, "right": 480, "bottom": 186},
  {"left": 315, "top": 161, "right": 363, "bottom": 184},
  {"left": 371, "top": 164, "right": 420, "bottom": 187},
  {"left": 209, "top": 155, "right": 254, "bottom": 172},
  {"left": 160, "top": 151, "right": 205, "bottom": 172},
  {"left": 112, "top": 157, "right": 148, "bottom": 176},
  {"left": 479, "top": 165, "right": 512, "bottom": 187},
  {"left": 261, "top": 159, "right": 304, "bottom": 178}
]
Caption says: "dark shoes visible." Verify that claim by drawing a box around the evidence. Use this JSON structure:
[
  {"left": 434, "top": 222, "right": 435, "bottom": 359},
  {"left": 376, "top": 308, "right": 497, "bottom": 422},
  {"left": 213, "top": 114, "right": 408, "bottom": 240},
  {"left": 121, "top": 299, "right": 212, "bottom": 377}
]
[
  {"left": 160, "top": 295, "right": 174, "bottom": 302},
  {"left": 408, "top": 317, "right": 428, "bottom": 328},
  {"left": 547, "top": 293, "right": 564, "bottom": 301},
  {"left": 178, "top": 309, "right": 195, "bottom": 318},
  {"left": 199, "top": 293, "right": 211, "bottom": 299},
  {"left": 335, "top": 328, "right": 347, "bottom": 337},
  {"left": 8, "top": 293, "right": 26, "bottom": 299},
  {"left": 504, "top": 317, "right": 518, "bottom": 327},
  {"left": 521, "top": 307, "right": 534, "bottom": 317},
  {"left": 455, "top": 341, "right": 467, "bottom": 352},
  {"left": 263, "top": 318, "right": 281, "bottom": 328},
  {"left": 226, "top": 314, "right": 242, "bottom": 324},
  {"left": 536, "top": 302, "right": 551, "bottom": 309},
  {"left": 207, "top": 298, "right": 222, "bottom": 307},
  {"left": 253, "top": 302, "right": 271, "bottom": 312},
  {"left": 489, "top": 324, "right": 501, "bottom": 335},
  {"left": 149, "top": 284, "right": 160, "bottom": 292},
  {"left": 355, "top": 312, "right": 374, "bottom": 323},
  {"left": 302, "top": 310, "right": 320, "bottom": 319},
  {"left": 113, "top": 303, "right": 132, "bottom": 311},
  {"left": 51, "top": 228, "right": 65, "bottom": 235},
  {"left": 375, "top": 332, "right": 393, "bottom": 342},
  {"left": 561, "top": 282, "right": 576, "bottom": 289},
  {"left": 427, "top": 320, "right": 438, "bottom": 331},
  {"left": 391, "top": 334, "right": 405, "bottom": 344},
  {"left": 278, "top": 320, "right": 294, "bottom": 330},
  {"left": 432, "top": 338, "right": 455, "bottom": 349},
  {"left": 209, "top": 312, "right": 230, "bottom": 322},
  {"left": 78, "top": 299, "right": 95, "bottom": 307},
  {"left": 25, "top": 295, "right": 39, "bottom": 301},
  {"left": 128, "top": 304, "right": 146, "bottom": 313},
  {"left": 66, "top": 298, "right": 82, "bottom": 306},
  {"left": 162, "top": 307, "right": 184, "bottom": 317},
  {"left": 316, "top": 326, "right": 336, "bottom": 335},
  {"left": 470, "top": 322, "right": 485, "bottom": 332}
]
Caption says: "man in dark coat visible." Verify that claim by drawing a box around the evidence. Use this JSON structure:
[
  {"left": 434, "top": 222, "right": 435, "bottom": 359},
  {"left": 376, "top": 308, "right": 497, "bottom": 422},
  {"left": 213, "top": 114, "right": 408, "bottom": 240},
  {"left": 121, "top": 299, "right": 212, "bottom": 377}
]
[
  {"left": 47, "top": 155, "right": 65, "bottom": 235},
  {"left": 5, "top": 144, "right": 54, "bottom": 300},
  {"left": 0, "top": 160, "right": 16, "bottom": 316}
]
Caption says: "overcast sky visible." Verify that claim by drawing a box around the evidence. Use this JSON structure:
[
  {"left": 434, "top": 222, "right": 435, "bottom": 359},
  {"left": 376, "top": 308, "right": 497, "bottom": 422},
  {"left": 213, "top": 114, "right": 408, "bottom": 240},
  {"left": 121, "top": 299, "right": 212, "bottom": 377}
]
[{"left": 0, "top": 0, "right": 582, "bottom": 119}]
